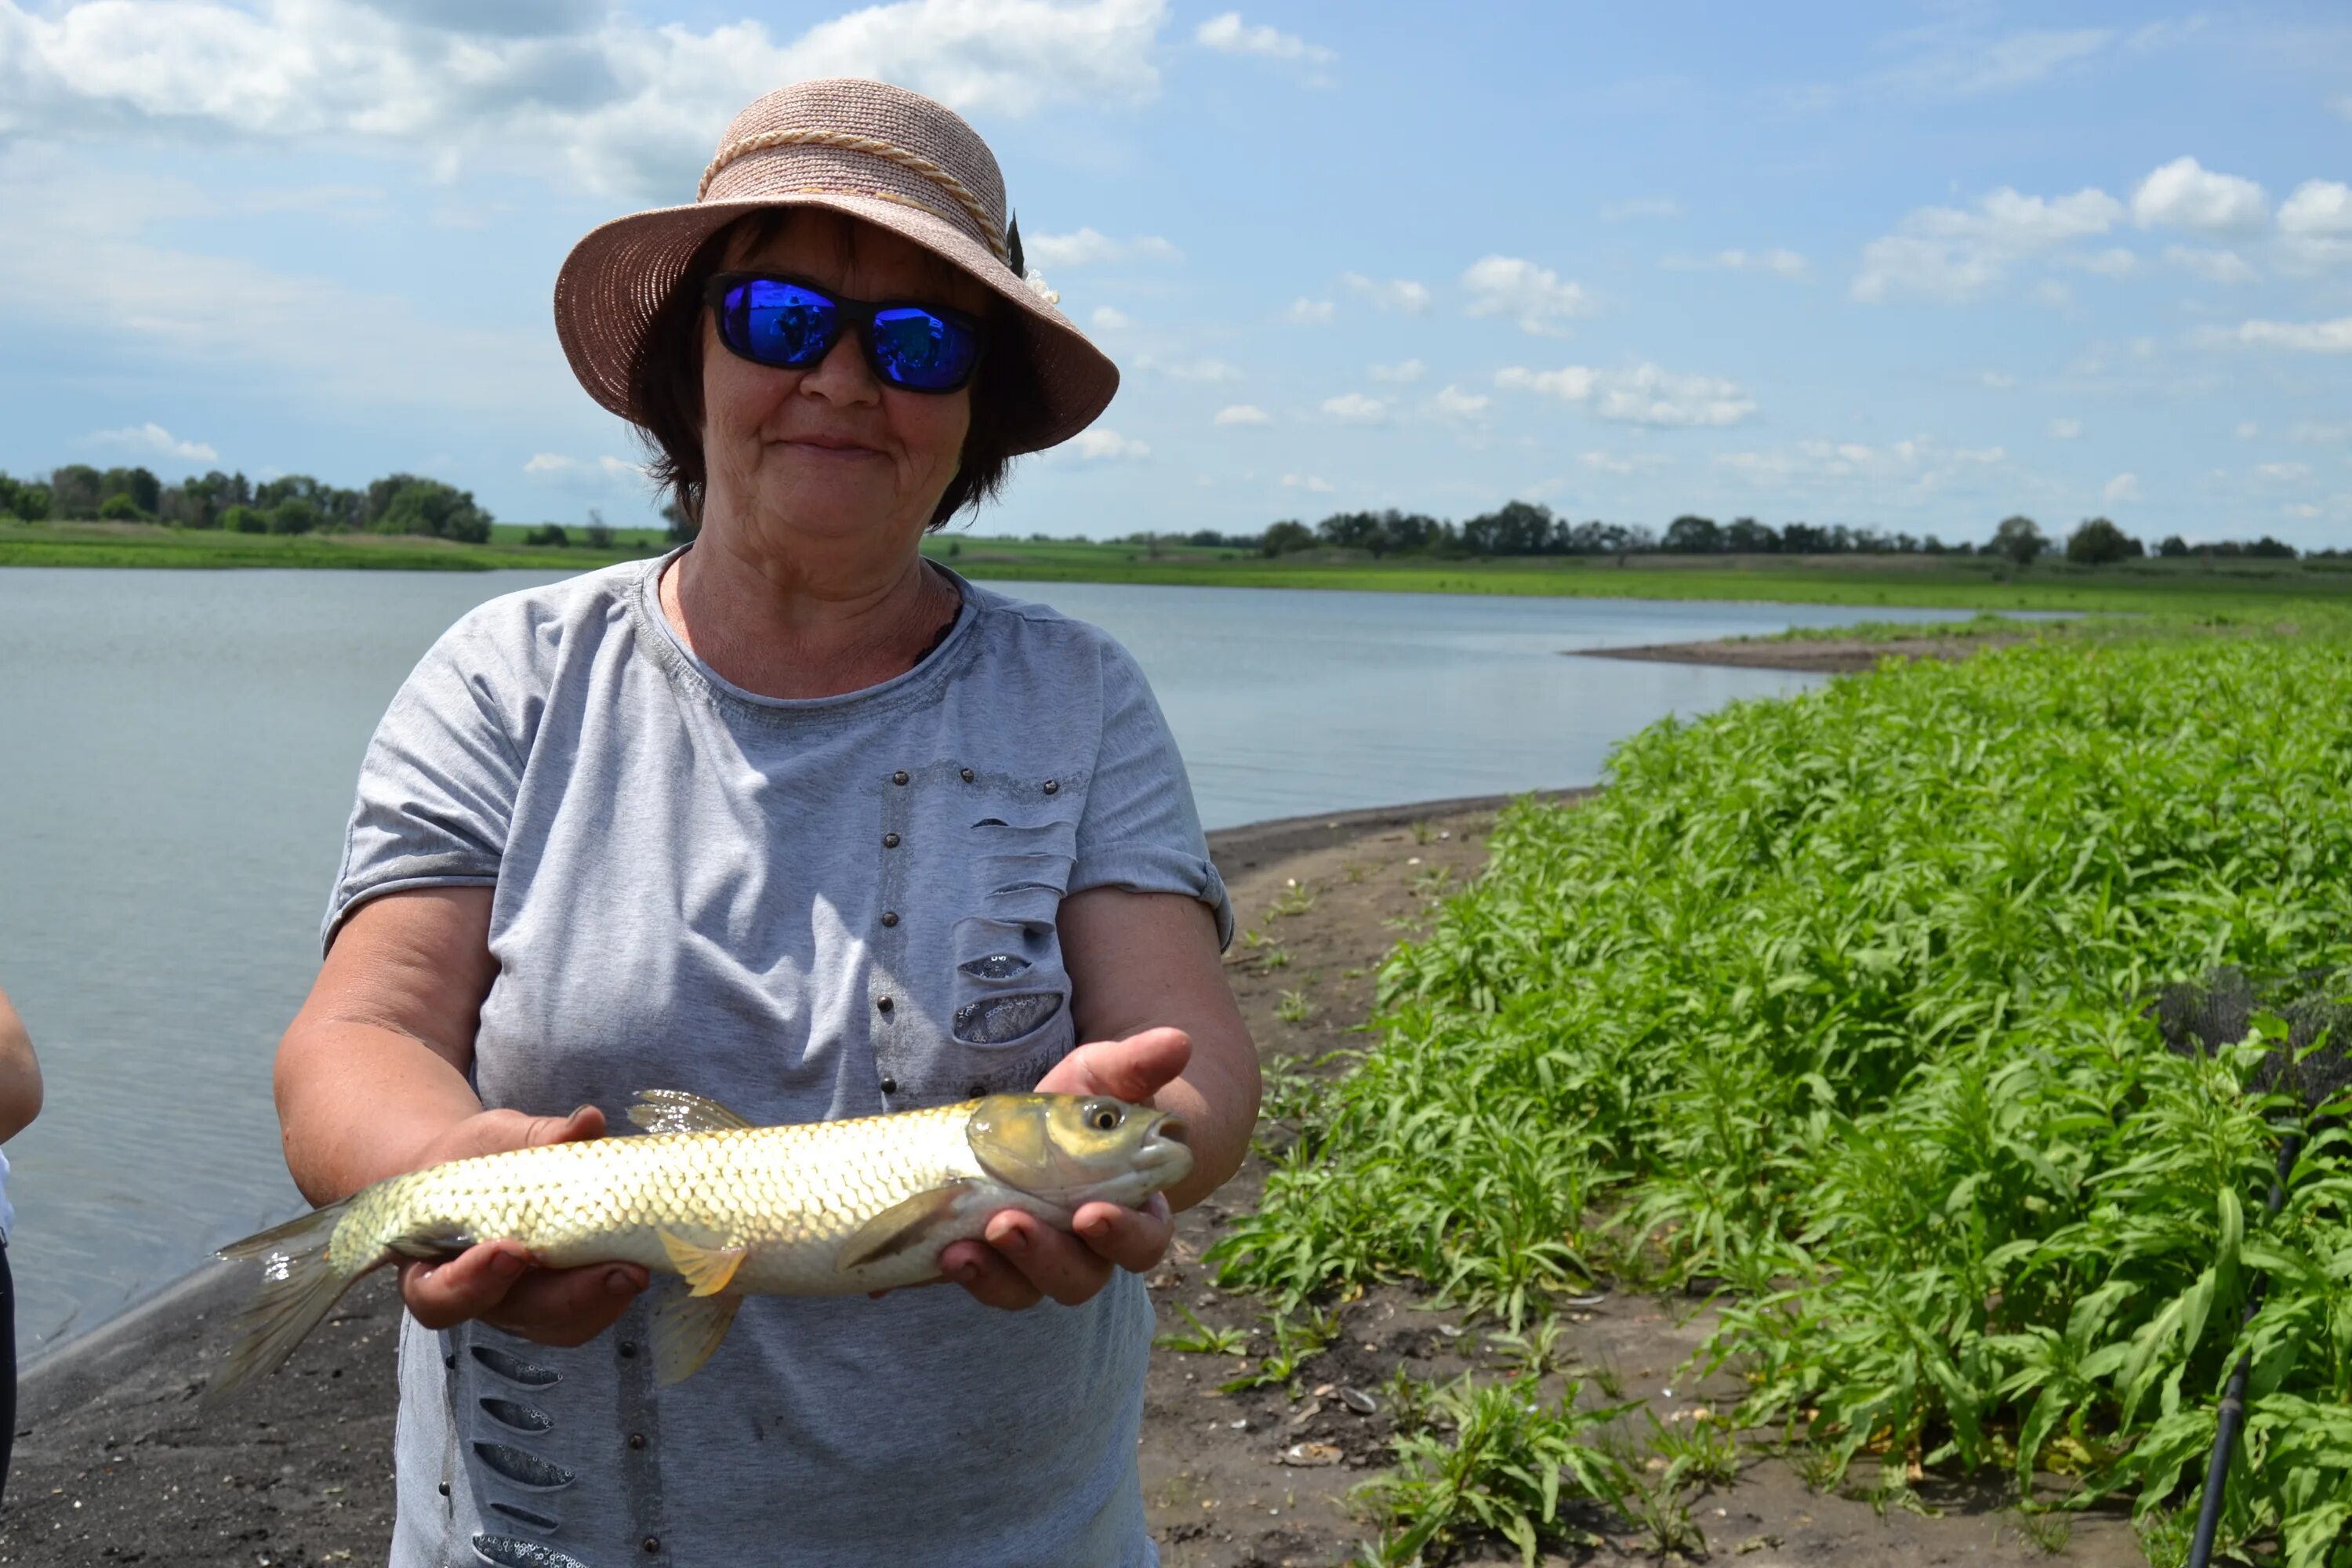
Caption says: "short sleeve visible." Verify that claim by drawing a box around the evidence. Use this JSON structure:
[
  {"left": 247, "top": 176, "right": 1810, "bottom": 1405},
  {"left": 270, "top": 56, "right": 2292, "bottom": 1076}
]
[
  {"left": 1068, "top": 643, "right": 1234, "bottom": 949},
  {"left": 321, "top": 622, "right": 526, "bottom": 951}
]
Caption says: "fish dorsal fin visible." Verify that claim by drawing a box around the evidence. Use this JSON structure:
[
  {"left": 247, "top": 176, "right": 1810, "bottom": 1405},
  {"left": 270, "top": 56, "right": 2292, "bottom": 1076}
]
[
  {"left": 837, "top": 1181, "right": 975, "bottom": 1273},
  {"left": 649, "top": 1283, "right": 742, "bottom": 1385},
  {"left": 659, "top": 1230, "right": 750, "bottom": 1298},
  {"left": 628, "top": 1090, "right": 755, "bottom": 1135}
]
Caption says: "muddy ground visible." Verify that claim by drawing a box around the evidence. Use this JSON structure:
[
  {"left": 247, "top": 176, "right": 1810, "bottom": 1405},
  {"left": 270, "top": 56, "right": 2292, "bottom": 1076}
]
[
  {"left": 1577, "top": 632, "right": 2027, "bottom": 676},
  {"left": 1, "top": 789, "right": 2147, "bottom": 1566}
]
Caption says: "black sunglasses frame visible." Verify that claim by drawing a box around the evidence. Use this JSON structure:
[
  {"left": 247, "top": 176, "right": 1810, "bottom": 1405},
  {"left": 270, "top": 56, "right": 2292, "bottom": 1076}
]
[{"left": 702, "top": 272, "right": 989, "bottom": 394}]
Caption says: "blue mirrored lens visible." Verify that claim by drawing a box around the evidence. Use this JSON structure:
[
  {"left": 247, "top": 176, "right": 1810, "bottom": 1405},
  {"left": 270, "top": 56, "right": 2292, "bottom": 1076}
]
[
  {"left": 869, "top": 307, "right": 978, "bottom": 390},
  {"left": 725, "top": 280, "right": 835, "bottom": 368}
]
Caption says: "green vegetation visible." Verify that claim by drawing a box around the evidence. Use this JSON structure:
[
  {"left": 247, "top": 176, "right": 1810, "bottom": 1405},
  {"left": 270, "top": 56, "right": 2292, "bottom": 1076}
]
[
  {"left": 1212, "top": 619, "right": 2352, "bottom": 1560},
  {"left": 0, "top": 521, "right": 660, "bottom": 571}
]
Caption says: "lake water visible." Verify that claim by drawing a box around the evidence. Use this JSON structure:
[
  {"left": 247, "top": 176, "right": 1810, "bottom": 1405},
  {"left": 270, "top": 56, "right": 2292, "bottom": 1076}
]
[{"left": 0, "top": 565, "right": 1984, "bottom": 1353}]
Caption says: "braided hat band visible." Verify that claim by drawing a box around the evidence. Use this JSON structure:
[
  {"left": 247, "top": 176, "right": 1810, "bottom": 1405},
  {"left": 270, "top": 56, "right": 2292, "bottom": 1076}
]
[
  {"left": 696, "top": 127, "right": 1009, "bottom": 263},
  {"left": 553, "top": 78, "right": 1116, "bottom": 456}
]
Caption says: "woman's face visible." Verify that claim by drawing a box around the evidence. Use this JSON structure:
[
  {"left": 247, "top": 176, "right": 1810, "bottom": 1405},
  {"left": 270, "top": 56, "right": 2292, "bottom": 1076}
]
[{"left": 699, "top": 211, "right": 985, "bottom": 565}]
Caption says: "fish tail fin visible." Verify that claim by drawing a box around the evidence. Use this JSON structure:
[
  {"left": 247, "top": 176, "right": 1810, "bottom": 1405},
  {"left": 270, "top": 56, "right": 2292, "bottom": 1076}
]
[{"left": 205, "top": 1199, "right": 368, "bottom": 1410}]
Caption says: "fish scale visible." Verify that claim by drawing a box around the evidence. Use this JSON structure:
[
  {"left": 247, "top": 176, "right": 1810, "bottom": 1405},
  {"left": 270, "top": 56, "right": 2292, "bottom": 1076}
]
[{"left": 209, "top": 1090, "right": 1191, "bottom": 1402}]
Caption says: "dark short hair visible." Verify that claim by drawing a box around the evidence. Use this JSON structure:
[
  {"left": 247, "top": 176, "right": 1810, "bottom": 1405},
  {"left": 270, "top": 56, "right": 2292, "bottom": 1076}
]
[{"left": 629, "top": 210, "right": 1042, "bottom": 535}]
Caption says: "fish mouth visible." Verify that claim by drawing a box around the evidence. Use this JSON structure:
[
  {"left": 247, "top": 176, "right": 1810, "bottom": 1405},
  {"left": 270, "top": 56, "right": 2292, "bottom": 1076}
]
[{"left": 1135, "top": 1114, "right": 1195, "bottom": 1181}]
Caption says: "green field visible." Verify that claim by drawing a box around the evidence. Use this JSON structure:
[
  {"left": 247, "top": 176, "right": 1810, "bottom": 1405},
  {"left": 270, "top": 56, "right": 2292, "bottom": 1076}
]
[
  {"left": 7, "top": 519, "right": 2352, "bottom": 615},
  {"left": 1214, "top": 615, "right": 2352, "bottom": 1563}
]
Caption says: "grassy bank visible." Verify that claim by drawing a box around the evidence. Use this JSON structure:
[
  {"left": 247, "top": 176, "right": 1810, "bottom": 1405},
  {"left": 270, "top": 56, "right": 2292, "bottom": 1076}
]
[
  {"left": 1213, "top": 619, "right": 2352, "bottom": 1562},
  {"left": 0, "top": 521, "right": 659, "bottom": 571},
  {"left": 8, "top": 519, "right": 2352, "bottom": 613}
]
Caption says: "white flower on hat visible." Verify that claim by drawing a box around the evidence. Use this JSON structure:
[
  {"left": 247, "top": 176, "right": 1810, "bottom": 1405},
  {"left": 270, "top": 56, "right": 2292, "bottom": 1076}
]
[{"left": 1023, "top": 269, "right": 1061, "bottom": 307}]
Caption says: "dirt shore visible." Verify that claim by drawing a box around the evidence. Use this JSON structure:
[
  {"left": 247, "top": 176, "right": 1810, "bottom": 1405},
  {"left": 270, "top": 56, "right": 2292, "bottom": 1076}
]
[
  {"left": 0, "top": 792, "right": 2145, "bottom": 1567},
  {"left": 1577, "top": 632, "right": 2025, "bottom": 675}
]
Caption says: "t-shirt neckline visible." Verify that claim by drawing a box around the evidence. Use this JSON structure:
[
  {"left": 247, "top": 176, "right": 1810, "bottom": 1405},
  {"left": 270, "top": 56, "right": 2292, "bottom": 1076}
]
[{"left": 630, "top": 544, "right": 980, "bottom": 717}]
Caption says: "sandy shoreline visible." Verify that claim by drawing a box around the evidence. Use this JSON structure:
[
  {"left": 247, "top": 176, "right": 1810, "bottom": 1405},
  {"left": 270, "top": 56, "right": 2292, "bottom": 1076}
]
[{"left": 1577, "top": 629, "right": 2024, "bottom": 675}]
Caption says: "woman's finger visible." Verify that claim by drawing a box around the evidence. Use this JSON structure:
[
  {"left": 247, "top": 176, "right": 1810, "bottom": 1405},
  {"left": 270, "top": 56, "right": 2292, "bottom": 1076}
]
[
  {"left": 485, "top": 1262, "right": 648, "bottom": 1346},
  {"left": 982, "top": 1211, "right": 1114, "bottom": 1308},
  {"left": 938, "top": 1237, "right": 1043, "bottom": 1311},
  {"left": 1033, "top": 1028, "right": 1192, "bottom": 1102},
  {"left": 1069, "top": 1194, "right": 1173, "bottom": 1275},
  {"left": 399, "top": 1241, "right": 530, "bottom": 1330}
]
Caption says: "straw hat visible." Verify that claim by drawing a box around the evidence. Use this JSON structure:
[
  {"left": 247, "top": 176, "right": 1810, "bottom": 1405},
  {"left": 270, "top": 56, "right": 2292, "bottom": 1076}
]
[{"left": 554, "top": 78, "right": 1118, "bottom": 455}]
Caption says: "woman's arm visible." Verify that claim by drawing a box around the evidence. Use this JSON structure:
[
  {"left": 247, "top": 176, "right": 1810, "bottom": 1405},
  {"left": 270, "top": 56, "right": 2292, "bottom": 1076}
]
[
  {"left": 0, "top": 985, "right": 43, "bottom": 1144},
  {"left": 275, "top": 887, "right": 646, "bottom": 1344},
  {"left": 1056, "top": 887, "right": 1259, "bottom": 1211},
  {"left": 939, "top": 887, "right": 1260, "bottom": 1310}
]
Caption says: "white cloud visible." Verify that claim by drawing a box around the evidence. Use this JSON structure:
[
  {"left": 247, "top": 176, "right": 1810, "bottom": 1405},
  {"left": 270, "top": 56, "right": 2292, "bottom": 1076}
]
[
  {"left": 1594, "top": 364, "right": 1756, "bottom": 427},
  {"left": 2060, "top": 247, "right": 2138, "bottom": 278},
  {"left": 1089, "top": 305, "right": 1130, "bottom": 330},
  {"left": 1142, "top": 354, "right": 1244, "bottom": 382},
  {"left": 1685, "top": 247, "right": 1809, "bottom": 278},
  {"left": 2049, "top": 418, "right": 2082, "bottom": 439},
  {"left": 1024, "top": 229, "right": 1184, "bottom": 269},
  {"left": 1497, "top": 361, "right": 1755, "bottom": 426},
  {"left": 2278, "top": 180, "right": 2352, "bottom": 271},
  {"left": 1320, "top": 391, "right": 1387, "bottom": 423},
  {"left": 524, "top": 452, "right": 578, "bottom": 474},
  {"left": 2031, "top": 278, "right": 2075, "bottom": 309},
  {"left": 0, "top": 0, "right": 1170, "bottom": 199},
  {"left": 1855, "top": 186, "right": 2124, "bottom": 302},
  {"left": 2132, "top": 157, "right": 2268, "bottom": 234},
  {"left": 1579, "top": 449, "right": 1665, "bottom": 476},
  {"left": 1431, "top": 384, "right": 1490, "bottom": 419},
  {"left": 1212, "top": 404, "right": 1269, "bottom": 426},
  {"left": 1194, "top": 10, "right": 1333, "bottom": 63},
  {"left": 1279, "top": 472, "right": 1334, "bottom": 493},
  {"left": 1461, "top": 255, "right": 1592, "bottom": 335},
  {"left": 85, "top": 421, "right": 218, "bottom": 463},
  {"left": 2227, "top": 316, "right": 2352, "bottom": 353},
  {"left": 1980, "top": 370, "right": 2019, "bottom": 390},
  {"left": 1341, "top": 272, "right": 1431, "bottom": 314},
  {"left": 1283, "top": 296, "right": 1334, "bottom": 325},
  {"left": 2237, "top": 422, "right": 2261, "bottom": 439},
  {"left": 1071, "top": 427, "right": 1150, "bottom": 459},
  {"left": 0, "top": 147, "right": 565, "bottom": 412},
  {"left": 2289, "top": 420, "right": 2352, "bottom": 445},
  {"left": 2255, "top": 462, "right": 2310, "bottom": 481},
  {"left": 2104, "top": 472, "right": 2140, "bottom": 503},
  {"left": 1601, "top": 196, "right": 1680, "bottom": 221},
  {"left": 1367, "top": 358, "right": 1425, "bottom": 383},
  {"left": 1868, "top": 24, "right": 2118, "bottom": 99},
  {"left": 1495, "top": 365, "right": 1596, "bottom": 401},
  {"left": 2164, "top": 245, "right": 2256, "bottom": 283},
  {"left": 1708, "top": 437, "right": 2007, "bottom": 501}
]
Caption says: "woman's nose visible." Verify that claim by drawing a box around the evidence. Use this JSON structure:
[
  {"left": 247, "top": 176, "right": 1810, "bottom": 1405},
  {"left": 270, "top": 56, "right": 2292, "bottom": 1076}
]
[{"left": 797, "top": 322, "right": 881, "bottom": 405}]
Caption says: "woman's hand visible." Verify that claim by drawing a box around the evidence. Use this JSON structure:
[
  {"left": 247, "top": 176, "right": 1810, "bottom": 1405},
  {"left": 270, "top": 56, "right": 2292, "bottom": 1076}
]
[
  {"left": 938, "top": 1026, "right": 1192, "bottom": 1312},
  {"left": 397, "top": 1104, "right": 649, "bottom": 1345}
]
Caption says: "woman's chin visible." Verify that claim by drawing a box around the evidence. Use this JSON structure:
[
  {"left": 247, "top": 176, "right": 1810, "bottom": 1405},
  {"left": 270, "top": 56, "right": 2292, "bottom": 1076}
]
[{"left": 743, "top": 476, "right": 921, "bottom": 543}]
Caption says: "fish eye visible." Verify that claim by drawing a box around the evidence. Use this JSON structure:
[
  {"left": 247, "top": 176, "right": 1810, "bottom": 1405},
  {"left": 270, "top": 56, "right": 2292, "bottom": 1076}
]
[{"left": 1091, "top": 1105, "right": 1120, "bottom": 1131}]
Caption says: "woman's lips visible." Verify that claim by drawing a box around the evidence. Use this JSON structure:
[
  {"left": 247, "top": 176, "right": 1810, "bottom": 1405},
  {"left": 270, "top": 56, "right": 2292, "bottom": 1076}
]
[{"left": 781, "top": 434, "right": 880, "bottom": 457}]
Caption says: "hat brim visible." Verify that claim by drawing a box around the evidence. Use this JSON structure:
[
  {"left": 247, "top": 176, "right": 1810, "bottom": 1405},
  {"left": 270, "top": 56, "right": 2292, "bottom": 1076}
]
[{"left": 554, "top": 190, "right": 1118, "bottom": 456}]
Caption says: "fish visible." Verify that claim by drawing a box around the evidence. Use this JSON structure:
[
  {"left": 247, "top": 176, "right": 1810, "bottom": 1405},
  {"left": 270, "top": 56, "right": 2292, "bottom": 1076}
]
[{"left": 205, "top": 1089, "right": 1191, "bottom": 1405}]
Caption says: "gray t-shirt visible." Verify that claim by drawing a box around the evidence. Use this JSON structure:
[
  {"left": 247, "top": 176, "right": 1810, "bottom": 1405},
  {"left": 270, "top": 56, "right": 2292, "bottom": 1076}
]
[{"left": 325, "top": 550, "right": 1230, "bottom": 1568}]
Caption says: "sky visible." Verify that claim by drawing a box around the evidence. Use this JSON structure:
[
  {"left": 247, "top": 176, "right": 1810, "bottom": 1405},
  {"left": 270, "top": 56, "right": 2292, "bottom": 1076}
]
[{"left": 1, "top": 1, "right": 2349, "bottom": 548}]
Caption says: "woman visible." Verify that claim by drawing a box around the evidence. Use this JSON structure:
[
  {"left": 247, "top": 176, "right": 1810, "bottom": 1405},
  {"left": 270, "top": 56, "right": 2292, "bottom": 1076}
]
[{"left": 273, "top": 79, "right": 1257, "bottom": 1566}]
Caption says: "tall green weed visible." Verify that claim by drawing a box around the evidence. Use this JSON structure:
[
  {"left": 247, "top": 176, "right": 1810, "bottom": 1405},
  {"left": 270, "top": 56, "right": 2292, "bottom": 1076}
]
[{"left": 1211, "top": 626, "right": 2352, "bottom": 1559}]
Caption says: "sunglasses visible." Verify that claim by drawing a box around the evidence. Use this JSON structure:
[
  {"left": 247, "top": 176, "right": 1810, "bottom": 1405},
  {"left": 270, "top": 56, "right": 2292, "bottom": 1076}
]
[{"left": 704, "top": 272, "right": 987, "bottom": 393}]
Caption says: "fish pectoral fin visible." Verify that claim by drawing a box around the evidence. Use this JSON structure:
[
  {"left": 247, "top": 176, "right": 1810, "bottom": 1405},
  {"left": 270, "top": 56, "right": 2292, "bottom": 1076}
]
[
  {"left": 627, "top": 1090, "right": 756, "bottom": 1136},
  {"left": 837, "top": 1181, "right": 977, "bottom": 1273},
  {"left": 649, "top": 1284, "right": 742, "bottom": 1385},
  {"left": 658, "top": 1231, "right": 750, "bottom": 1298}
]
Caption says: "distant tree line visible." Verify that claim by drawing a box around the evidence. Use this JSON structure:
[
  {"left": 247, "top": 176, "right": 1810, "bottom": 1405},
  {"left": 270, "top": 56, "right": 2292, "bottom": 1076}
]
[
  {"left": 1144, "top": 503, "right": 2333, "bottom": 564},
  {"left": 0, "top": 463, "right": 495, "bottom": 543}
]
